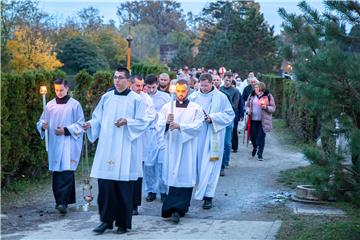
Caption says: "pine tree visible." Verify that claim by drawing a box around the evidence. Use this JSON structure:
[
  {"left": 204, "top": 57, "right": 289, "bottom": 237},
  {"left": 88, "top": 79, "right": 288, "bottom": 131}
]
[
  {"left": 195, "top": 0, "right": 279, "bottom": 76},
  {"left": 279, "top": 1, "right": 360, "bottom": 202}
]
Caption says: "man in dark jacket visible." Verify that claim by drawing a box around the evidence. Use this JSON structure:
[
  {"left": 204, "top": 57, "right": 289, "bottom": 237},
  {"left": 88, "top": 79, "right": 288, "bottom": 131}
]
[{"left": 219, "top": 72, "right": 240, "bottom": 175}]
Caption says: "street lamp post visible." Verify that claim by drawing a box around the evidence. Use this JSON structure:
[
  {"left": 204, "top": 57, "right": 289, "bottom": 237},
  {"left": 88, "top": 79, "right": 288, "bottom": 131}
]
[{"left": 126, "top": 34, "right": 133, "bottom": 72}]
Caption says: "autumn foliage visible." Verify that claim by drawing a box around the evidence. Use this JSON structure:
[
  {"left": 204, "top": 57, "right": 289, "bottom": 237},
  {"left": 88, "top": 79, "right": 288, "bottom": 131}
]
[{"left": 6, "top": 25, "right": 63, "bottom": 72}]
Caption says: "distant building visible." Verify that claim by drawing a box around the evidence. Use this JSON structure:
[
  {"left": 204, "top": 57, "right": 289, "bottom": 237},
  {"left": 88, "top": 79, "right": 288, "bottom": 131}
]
[{"left": 160, "top": 44, "right": 178, "bottom": 65}]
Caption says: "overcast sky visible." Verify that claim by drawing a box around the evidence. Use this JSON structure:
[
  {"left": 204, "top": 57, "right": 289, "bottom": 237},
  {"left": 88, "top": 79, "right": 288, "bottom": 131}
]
[{"left": 38, "top": 0, "right": 325, "bottom": 35}]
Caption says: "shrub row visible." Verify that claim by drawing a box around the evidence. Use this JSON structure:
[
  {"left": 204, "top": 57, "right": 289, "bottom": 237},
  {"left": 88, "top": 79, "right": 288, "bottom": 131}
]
[
  {"left": 1, "top": 70, "right": 65, "bottom": 186},
  {"left": 2, "top": 62, "right": 173, "bottom": 187},
  {"left": 261, "top": 74, "right": 318, "bottom": 143}
]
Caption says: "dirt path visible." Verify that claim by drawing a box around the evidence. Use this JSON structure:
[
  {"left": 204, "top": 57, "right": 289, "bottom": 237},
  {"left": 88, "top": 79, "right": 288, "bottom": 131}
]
[{"left": 1, "top": 129, "right": 309, "bottom": 239}]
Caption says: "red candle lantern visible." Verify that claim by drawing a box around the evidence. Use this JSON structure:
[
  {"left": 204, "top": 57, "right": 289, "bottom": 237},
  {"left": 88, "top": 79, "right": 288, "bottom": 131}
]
[{"left": 260, "top": 97, "right": 267, "bottom": 106}]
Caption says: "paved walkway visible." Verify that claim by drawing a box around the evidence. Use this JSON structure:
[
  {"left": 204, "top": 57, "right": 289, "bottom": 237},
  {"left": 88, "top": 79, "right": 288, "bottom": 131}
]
[{"left": 2, "top": 129, "right": 308, "bottom": 240}]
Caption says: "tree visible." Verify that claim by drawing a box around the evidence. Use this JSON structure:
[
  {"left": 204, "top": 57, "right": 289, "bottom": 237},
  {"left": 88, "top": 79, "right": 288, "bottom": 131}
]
[
  {"left": 117, "top": 0, "right": 187, "bottom": 36},
  {"left": 89, "top": 26, "right": 128, "bottom": 69},
  {"left": 77, "top": 6, "right": 104, "bottom": 33},
  {"left": 1, "top": 0, "right": 53, "bottom": 71},
  {"left": 120, "top": 24, "right": 160, "bottom": 63},
  {"left": 195, "top": 0, "right": 279, "bottom": 76},
  {"left": 279, "top": 1, "right": 360, "bottom": 202},
  {"left": 6, "top": 25, "right": 63, "bottom": 72},
  {"left": 58, "top": 36, "right": 109, "bottom": 74}
]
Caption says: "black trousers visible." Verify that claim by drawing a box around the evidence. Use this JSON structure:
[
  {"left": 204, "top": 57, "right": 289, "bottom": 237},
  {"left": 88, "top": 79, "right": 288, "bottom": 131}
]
[
  {"left": 133, "top": 178, "right": 142, "bottom": 209},
  {"left": 250, "top": 120, "right": 266, "bottom": 157},
  {"left": 52, "top": 171, "right": 76, "bottom": 206},
  {"left": 97, "top": 179, "right": 134, "bottom": 229},
  {"left": 161, "top": 186, "right": 193, "bottom": 218},
  {"left": 232, "top": 120, "right": 239, "bottom": 151}
]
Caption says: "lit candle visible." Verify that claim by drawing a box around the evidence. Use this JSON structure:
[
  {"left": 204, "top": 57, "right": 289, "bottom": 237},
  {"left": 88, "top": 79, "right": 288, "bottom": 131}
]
[
  {"left": 40, "top": 86, "right": 48, "bottom": 152},
  {"left": 260, "top": 97, "right": 267, "bottom": 106}
]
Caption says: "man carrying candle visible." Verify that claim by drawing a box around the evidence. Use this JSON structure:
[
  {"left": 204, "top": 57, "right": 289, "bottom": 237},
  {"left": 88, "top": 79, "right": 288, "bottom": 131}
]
[
  {"left": 246, "top": 82, "right": 276, "bottom": 161},
  {"left": 36, "top": 78, "right": 85, "bottom": 215},
  {"left": 158, "top": 79, "right": 203, "bottom": 224}
]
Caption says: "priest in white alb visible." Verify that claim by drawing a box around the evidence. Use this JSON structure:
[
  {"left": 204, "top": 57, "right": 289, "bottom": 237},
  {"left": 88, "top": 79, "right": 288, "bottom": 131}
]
[
  {"left": 129, "top": 74, "right": 156, "bottom": 215},
  {"left": 189, "top": 73, "right": 235, "bottom": 210},
  {"left": 37, "top": 78, "right": 84, "bottom": 215},
  {"left": 83, "top": 67, "right": 149, "bottom": 235},
  {"left": 158, "top": 79, "right": 203, "bottom": 224},
  {"left": 143, "top": 74, "right": 171, "bottom": 203}
]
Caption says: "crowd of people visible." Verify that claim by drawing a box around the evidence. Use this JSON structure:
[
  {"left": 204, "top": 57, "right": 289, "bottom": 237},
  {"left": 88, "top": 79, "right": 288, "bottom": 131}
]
[{"left": 37, "top": 65, "right": 276, "bottom": 235}]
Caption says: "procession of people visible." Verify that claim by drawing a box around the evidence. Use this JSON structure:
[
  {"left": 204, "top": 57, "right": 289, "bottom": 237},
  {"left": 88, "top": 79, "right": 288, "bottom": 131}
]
[{"left": 37, "top": 66, "right": 276, "bottom": 235}]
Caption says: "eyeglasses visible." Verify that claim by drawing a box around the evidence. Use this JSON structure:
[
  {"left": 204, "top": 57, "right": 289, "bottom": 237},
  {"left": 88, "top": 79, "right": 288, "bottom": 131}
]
[{"left": 113, "top": 76, "right": 127, "bottom": 80}]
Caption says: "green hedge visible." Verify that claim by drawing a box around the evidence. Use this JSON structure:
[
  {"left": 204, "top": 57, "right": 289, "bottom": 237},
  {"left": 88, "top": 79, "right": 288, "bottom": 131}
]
[
  {"left": 261, "top": 74, "right": 318, "bottom": 143},
  {"left": 1, "top": 68, "right": 117, "bottom": 187},
  {"left": 1, "top": 69, "right": 65, "bottom": 186}
]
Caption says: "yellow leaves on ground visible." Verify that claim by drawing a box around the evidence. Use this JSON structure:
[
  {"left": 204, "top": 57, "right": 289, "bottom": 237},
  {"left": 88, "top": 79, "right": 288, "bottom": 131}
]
[{"left": 7, "top": 25, "right": 63, "bottom": 72}]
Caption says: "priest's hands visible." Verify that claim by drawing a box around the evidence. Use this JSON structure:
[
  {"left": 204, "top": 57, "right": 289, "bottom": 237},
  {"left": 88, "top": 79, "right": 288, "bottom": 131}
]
[
  {"left": 115, "top": 118, "right": 127, "bottom": 128},
  {"left": 42, "top": 121, "right": 48, "bottom": 130},
  {"left": 205, "top": 115, "right": 212, "bottom": 123},
  {"left": 55, "top": 127, "right": 65, "bottom": 135},
  {"left": 167, "top": 114, "right": 179, "bottom": 130},
  {"left": 169, "top": 122, "right": 180, "bottom": 130},
  {"left": 167, "top": 114, "right": 174, "bottom": 124},
  {"left": 82, "top": 122, "right": 91, "bottom": 130}
]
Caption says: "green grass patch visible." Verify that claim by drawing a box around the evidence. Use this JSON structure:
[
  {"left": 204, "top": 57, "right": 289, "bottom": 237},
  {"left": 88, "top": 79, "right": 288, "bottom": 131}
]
[
  {"left": 277, "top": 165, "right": 330, "bottom": 188},
  {"left": 277, "top": 214, "right": 360, "bottom": 240},
  {"left": 272, "top": 119, "right": 305, "bottom": 149},
  {"left": 1, "top": 172, "right": 52, "bottom": 206},
  {"left": 1, "top": 156, "right": 94, "bottom": 207}
]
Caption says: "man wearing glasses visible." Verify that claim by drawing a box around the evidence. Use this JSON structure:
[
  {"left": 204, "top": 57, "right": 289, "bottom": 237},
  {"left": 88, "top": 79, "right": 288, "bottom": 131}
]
[{"left": 83, "top": 67, "right": 149, "bottom": 235}]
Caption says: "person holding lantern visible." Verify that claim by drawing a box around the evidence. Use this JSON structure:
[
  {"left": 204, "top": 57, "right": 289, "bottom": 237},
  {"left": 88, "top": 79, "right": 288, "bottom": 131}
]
[
  {"left": 36, "top": 78, "right": 85, "bottom": 215},
  {"left": 246, "top": 82, "right": 276, "bottom": 161}
]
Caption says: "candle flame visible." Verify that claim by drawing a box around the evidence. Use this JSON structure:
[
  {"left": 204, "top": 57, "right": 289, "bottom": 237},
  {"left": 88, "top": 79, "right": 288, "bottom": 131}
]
[{"left": 40, "top": 86, "right": 47, "bottom": 95}]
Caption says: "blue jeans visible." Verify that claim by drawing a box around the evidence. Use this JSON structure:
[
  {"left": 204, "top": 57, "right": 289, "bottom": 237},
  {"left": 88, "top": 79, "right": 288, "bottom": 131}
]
[{"left": 222, "top": 123, "right": 234, "bottom": 170}]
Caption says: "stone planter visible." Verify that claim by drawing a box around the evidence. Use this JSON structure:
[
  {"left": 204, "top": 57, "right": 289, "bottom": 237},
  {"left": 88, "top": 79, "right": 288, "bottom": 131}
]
[{"left": 291, "top": 185, "right": 327, "bottom": 204}]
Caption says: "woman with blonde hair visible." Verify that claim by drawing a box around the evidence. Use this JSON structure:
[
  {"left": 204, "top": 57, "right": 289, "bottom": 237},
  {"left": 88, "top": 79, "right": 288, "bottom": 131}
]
[{"left": 246, "top": 82, "right": 276, "bottom": 161}]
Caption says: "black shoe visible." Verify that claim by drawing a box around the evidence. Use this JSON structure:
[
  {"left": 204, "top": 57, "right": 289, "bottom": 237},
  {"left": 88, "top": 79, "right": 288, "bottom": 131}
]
[
  {"left": 258, "top": 156, "right": 264, "bottom": 161},
  {"left": 252, "top": 148, "right": 257, "bottom": 157},
  {"left": 203, "top": 199, "right": 213, "bottom": 209},
  {"left": 116, "top": 227, "right": 127, "bottom": 234},
  {"left": 145, "top": 192, "right": 156, "bottom": 202},
  {"left": 232, "top": 149, "right": 237, "bottom": 153},
  {"left": 93, "top": 222, "right": 113, "bottom": 234},
  {"left": 220, "top": 169, "right": 225, "bottom": 176},
  {"left": 160, "top": 193, "right": 166, "bottom": 202},
  {"left": 171, "top": 212, "right": 180, "bottom": 224},
  {"left": 56, "top": 204, "right": 67, "bottom": 214},
  {"left": 133, "top": 207, "right": 139, "bottom": 216}
]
